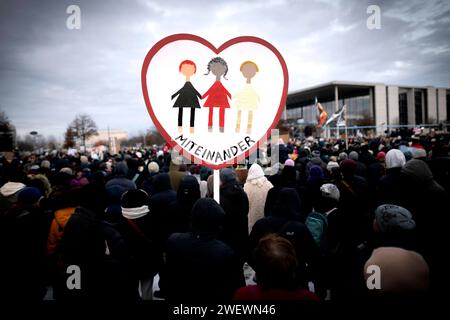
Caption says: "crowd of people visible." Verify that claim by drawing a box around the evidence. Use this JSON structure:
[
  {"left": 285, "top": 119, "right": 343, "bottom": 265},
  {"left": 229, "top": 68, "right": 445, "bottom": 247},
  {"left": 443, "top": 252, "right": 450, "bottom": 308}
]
[{"left": 0, "top": 131, "right": 449, "bottom": 302}]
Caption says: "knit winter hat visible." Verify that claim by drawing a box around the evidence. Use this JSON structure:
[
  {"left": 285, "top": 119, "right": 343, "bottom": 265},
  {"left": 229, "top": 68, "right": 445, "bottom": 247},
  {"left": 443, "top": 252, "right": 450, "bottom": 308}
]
[
  {"left": 311, "top": 150, "right": 321, "bottom": 158},
  {"left": 309, "top": 165, "right": 324, "bottom": 180},
  {"left": 220, "top": 168, "right": 237, "bottom": 184},
  {"left": 326, "top": 161, "right": 339, "bottom": 172},
  {"left": 121, "top": 189, "right": 150, "bottom": 219},
  {"left": 364, "top": 247, "right": 429, "bottom": 293},
  {"left": 377, "top": 151, "right": 386, "bottom": 161},
  {"left": 17, "top": 187, "right": 42, "bottom": 206},
  {"left": 375, "top": 204, "right": 416, "bottom": 233},
  {"left": 340, "top": 159, "right": 357, "bottom": 177},
  {"left": 60, "top": 167, "right": 73, "bottom": 175},
  {"left": 411, "top": 148, "right": 427, "bottom": 159},
  {"left": 284, "top": 159, "right": 295, "bottom": 167},
  {"left": 147, "top": 161, "right": 160, "bottom": 173},
  {"left": 320, "top": 183, "right": 340, "bottom": 201},
  {"left": 349, "top": 151, "right": 359, "bottom": 161},
  {"left": 338, "top": 152, "right": 348, "bottom": 162},
  {"left": 41, "top": 160, "right": 51, "bottom": 169}
]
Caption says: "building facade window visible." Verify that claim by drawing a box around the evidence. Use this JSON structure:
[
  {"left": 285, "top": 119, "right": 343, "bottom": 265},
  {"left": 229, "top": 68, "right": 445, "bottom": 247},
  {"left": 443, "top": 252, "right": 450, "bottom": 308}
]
[
  {"left": 447, "top": 93, "right": 450, "bottom": 121},
  {"left": 415, "top": 90, "right": 423, "bottom": 124},
  {"left": 399, "top": 93, "right": 408, "bottom": 125}
]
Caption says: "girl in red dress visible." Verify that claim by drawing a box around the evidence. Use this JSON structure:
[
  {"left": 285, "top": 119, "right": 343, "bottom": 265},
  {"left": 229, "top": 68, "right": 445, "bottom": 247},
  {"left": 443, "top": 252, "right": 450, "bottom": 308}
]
[{"left": 202, "top": 57, "right": 231, "bottom": 133}]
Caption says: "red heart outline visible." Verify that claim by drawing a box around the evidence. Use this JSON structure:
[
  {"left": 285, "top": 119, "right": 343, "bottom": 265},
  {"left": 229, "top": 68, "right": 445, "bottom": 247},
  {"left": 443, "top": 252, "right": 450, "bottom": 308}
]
[{"left": 141, "top": 33, "right": 289, "bottom": 169}]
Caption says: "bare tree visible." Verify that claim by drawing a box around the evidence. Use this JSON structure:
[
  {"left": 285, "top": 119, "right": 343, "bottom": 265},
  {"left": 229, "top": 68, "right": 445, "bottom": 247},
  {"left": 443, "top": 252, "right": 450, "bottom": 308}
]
[
  {"left": 0, "top": 111, "right": 15, "bottom": 151},
  {"left": 63, "top": 126, "right": 76, "bottom": 149},
  {"left": 69, "top": 114, "right": 98, "bottom": 150}
]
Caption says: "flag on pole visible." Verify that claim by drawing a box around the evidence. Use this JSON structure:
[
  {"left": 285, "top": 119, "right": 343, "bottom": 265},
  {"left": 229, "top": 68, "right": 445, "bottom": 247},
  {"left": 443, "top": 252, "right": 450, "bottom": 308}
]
[
  {"left": 337, "top": 105, "right": 346, "bottom": 127},
  {"left": 324, "top": 105, "right": 346, "bottom": 127}
]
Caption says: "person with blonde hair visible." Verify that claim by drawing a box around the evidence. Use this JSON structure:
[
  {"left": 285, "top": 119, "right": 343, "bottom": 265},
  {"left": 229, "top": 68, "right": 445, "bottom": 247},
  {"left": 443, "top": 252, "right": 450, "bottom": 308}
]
[{"left": 234, "top": 61, "right": 260, "bottom": 134}]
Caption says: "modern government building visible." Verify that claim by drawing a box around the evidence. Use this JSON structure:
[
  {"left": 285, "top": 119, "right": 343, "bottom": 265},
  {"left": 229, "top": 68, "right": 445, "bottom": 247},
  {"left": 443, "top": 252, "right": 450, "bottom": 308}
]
[{"left": 284, "top": 81, "right": 450, "bottom": 136}]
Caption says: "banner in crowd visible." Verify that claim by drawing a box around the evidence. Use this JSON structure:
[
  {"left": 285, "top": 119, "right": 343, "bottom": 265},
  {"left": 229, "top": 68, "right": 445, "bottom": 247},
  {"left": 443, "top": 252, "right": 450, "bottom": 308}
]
[{"left": 141, "top": 34, "right": 288, "bottom": 169}]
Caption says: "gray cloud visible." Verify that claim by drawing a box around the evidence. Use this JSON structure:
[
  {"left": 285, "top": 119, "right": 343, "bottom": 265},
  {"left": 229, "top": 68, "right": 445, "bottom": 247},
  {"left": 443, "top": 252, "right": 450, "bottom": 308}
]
[{"left": 0, "top": 0, "right": 449, "bottom": 138}]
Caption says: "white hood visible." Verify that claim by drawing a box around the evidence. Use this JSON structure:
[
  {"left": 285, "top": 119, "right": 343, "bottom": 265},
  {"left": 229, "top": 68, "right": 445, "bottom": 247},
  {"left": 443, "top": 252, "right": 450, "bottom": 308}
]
[{"left": 385, "top": 149, "right": 406, "bottom": 169}]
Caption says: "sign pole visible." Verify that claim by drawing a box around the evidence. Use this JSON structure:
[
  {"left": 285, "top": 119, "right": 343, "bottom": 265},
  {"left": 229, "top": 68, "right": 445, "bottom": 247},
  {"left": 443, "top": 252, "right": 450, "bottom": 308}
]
[{"left": 214, "top": 169, "right": 220, "bottom": 204}]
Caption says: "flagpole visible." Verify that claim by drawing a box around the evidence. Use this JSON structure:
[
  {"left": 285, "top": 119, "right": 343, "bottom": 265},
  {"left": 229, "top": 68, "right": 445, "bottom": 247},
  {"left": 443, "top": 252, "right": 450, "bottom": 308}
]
[{"left": 345, "top": 106, "right": 348, "bottom": 150}]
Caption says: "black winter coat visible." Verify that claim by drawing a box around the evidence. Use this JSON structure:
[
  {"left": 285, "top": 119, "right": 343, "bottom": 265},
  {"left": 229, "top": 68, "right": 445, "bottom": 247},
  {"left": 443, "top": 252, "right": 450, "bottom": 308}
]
[{"left": 219, "top": 181, "right": 249, "bottom": 264}]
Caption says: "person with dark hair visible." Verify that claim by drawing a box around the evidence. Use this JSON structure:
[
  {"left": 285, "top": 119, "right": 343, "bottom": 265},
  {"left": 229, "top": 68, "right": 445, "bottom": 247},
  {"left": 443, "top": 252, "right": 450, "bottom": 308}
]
[
  {"left": 234, "top": 234, "right": 319, "bottom": 301},
  {"left": 329, "top": 159, "right": 371, "bottom": 300},
  {"left": 299, "top": 165, "right": 325, "bottom": 218},
  {"left": 167, "top": 175, "right": 201, "bottom": 234},
  {"left": 56, "top": 199, "right": 138, "bottom": 301},
  {"left": 264, "top": 164, "right": 298, "bottom": 217},
  {"left": 140, "top": 161, "right": 160, "bottom": 197},
  {"left": 305, "top": 150, "right": 327, "bottom": 179},
  {"left": 47, "top": 187, "right": 83, "bottom": 259},
  {"left": 105, "top": 160, "right": 136, "bottom": 191},
  {"left": 0, "top": 187, "right": 51, "bottom": 300},
  {"left": 163, "top": 198, "right": 244, "bottom": 301},
  {"left": 336, "top": 159, "right": 371, "bottom": 244},
  {"left": 399, "top": 159, "right": 449, "bottom": 295},
  {"left": 249, "top": 188, "right": 323, "bottom": 298},
  {"left": 305, "top": 183, "right": 340, "bottom": 254},
  {"left": 116, "top": 189, "right": 160, "bottom": 300},
  {"left": 149, "top": 173, "right": 177, "bottom": 250},
  {"left": 202, "top": 57, "right": 231, "bottom": 133},
  {"left": 219, "top": 168, "right": 249, "bottom": 265}
]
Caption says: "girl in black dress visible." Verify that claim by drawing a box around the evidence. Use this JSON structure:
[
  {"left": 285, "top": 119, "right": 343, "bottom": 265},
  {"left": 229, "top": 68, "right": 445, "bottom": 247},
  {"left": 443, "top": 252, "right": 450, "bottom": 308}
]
[{"left": 171, "top": 60, "right": 201, "bottom": 134}]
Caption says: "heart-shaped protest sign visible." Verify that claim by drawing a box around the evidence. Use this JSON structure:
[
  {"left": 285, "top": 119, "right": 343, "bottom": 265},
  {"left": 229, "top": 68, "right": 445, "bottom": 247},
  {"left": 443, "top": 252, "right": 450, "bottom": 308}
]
[{"left": 141, "top": 34, "right": 288, "bottom": 169}]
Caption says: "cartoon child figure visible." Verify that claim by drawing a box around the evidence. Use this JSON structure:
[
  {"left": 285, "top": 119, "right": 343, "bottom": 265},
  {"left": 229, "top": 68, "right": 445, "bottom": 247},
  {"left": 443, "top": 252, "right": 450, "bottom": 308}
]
[
  {"left": 234, "top": 61, "right": 259, "bottom": 134},
  {"left": 202, "top": 57, "right": 231, "bottom": 133},
  {"left": 171, "top": 60, "right": 202, "bottom": 134}
]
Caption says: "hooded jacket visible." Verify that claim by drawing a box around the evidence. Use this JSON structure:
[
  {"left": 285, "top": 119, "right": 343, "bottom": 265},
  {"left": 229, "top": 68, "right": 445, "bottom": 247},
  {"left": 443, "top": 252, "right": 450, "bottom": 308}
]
[
  {"left": 0, "top": 204, "right": 51, "bottom": 300},
  {"left": 168, "top": 160, "right": 186, "bottom": 193},
  {"left": 149, "top": 173, "right": 177, "bottom": 250},
  {"left": 264, "top": 165, "right": 298, "bottom": 216},
  {"left": 163, "top": 198, "right": 245, "bottom": 301},
  {"left": 244, "top": 163, "right": 273, "bottom": 233},
  {"left": 105, "top": 162, "right": 136, "bottom": 191},
  {"left": 219, "top": 177, "right": 249, "bottom": 263},
  {"left": 57, "top": 207, "right": 138, "bottom": 300},
  {"left": 249, "top": 188, "right": 323, "bottom": 293},
  {"left": 167, "top": 175, "right": 201, "bottom": 234},
  {"left": 400, "top": 159, "right": 448, "bottom": 293}
]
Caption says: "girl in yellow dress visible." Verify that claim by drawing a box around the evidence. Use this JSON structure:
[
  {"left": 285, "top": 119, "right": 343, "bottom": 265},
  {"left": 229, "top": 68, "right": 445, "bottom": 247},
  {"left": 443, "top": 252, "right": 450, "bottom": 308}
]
[{"left": 234, "top": 61, "right": 259, "bottom": 134}]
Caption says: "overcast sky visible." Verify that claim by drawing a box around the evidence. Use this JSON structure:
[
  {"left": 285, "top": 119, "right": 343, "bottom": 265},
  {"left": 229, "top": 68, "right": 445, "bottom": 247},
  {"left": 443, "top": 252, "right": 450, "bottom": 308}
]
[{"left": 1, "top": 0, "right": 449, "bottom": 138}]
